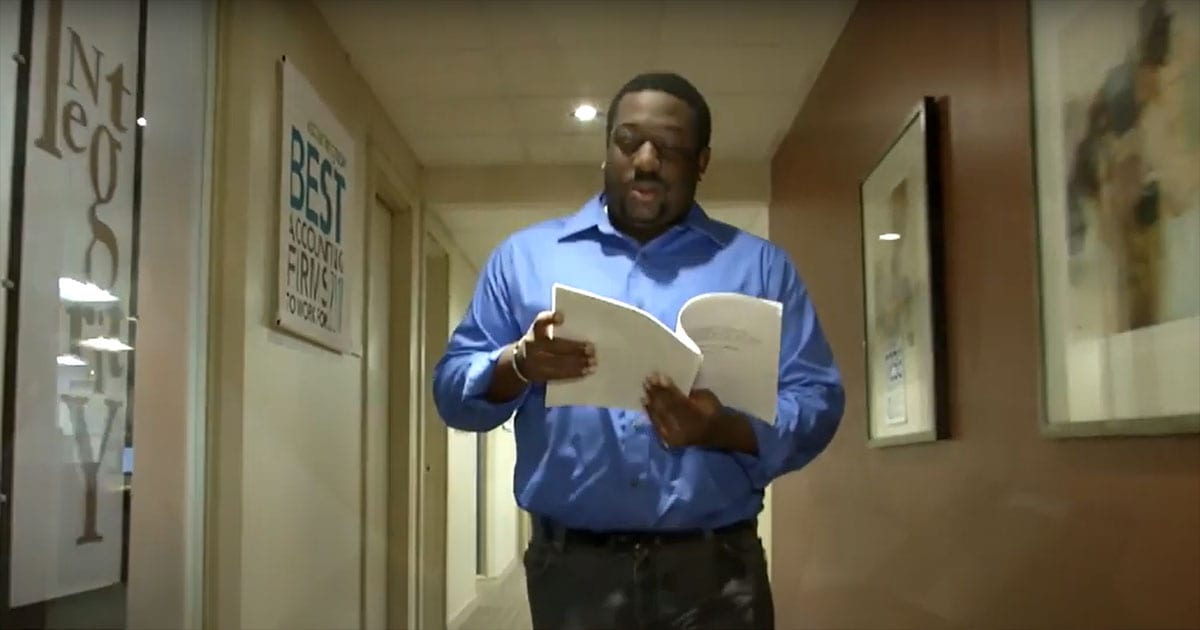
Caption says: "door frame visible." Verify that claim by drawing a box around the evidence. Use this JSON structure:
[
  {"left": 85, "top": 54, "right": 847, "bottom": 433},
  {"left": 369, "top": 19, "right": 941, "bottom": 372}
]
[
  {"left": 363, "top": 144, "right": 421, "bottom": 630},
  {"left": 415, "top": 229, "right": 451, "bottom": 629},
  {"left": 361, "top": 192, "right": 404, "bottom": 630}
]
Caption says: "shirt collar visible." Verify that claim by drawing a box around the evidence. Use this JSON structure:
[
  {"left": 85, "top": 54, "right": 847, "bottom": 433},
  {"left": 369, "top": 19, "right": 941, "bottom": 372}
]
[{"left": 557, "top": 192, "right": 730, "bottom": 245}]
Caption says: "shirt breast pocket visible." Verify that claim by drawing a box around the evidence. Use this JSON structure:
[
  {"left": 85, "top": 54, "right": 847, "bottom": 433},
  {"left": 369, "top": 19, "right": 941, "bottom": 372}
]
[{"left": 678, "top": 266, "right": 765, "bottom": 303}]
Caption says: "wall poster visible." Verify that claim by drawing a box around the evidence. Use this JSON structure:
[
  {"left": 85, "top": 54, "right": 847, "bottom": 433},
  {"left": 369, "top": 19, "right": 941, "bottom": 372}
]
[
  {"left": 276, "top": 57, "right": 355, "bottom": 353},
  {"left": 1030, "top": 0, "right": 1200, "bottom": 437},
  {"left": 6, "top": 0, "right": 142, "bottom": 608}
]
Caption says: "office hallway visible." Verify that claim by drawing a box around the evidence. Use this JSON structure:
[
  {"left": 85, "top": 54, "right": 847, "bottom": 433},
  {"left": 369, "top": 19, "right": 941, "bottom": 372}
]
[
  {"left": 3, "top": 2, "right": 1198, "bottom": 629},
  {"left": 456, "top": 565, "right": 533, "bottom": 630}
]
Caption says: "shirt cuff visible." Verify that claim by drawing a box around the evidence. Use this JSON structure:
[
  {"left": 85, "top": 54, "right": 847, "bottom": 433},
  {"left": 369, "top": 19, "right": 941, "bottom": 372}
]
[
  {"left": 729, "top": 410, "right": 781, "bottom": 490},
  {"left": 463, "top": 346, "right": 528, "bottom": 416}
]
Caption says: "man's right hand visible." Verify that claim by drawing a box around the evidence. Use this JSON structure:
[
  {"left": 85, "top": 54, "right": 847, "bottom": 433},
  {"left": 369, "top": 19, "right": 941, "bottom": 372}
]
[{"left": 514, "top": 311, "right": 595, "bottom": 383}]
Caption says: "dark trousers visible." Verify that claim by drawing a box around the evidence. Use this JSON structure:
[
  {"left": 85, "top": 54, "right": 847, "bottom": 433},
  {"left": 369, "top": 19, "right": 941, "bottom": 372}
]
[{"left": 523, "top": 518, "right": 775, "bottom": 630}]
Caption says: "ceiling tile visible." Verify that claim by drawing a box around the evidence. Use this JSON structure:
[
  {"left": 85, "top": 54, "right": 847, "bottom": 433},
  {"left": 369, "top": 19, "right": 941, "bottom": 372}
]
[
  {"left": 659, "top": 0, "right": 853, "bottom": 47},
  {"left": 707, "top": 93, "right": 801, "bottom": 135},
  {"left": 496, "top": 49, "right": 577, "bottom": 97},
  {"left": 495, "top": 1, "right": 664, "bottom": 49},
  {"left": 711, "top": 124, "right": 784, "bottom": 161},
  {"left": 481, "top": 3, "right": 562, "bottom": 50},
  {"left": 510, "top": 96, "right": 608, "bottom": 136},
  {"left": 563, "top": 47, "right": 663, "bottom": 96},
  {"left": 367, "top": 49, "right": 506, "bottom": 98},
  {"left": 655, "top": 45, "right": 809, "bottom": 95},
  {"left": 497, "top": 47, "right": 658, "bottom": 99},
  {"left": 317, "top": 0, "right": 492, "bottom": 51},
  {"left": 387, "top": 98, "right": 517, "bottom": 137},
  {"left": 524, "top": 134, "right": 606, "bottom": 165},
  {"left": 708, "top": 93, "right": 792, "bottom": 115},
  {"left": 406, "top": 135, "right": 525, "bottom": 167},
  {"left": 317, "top": 0, "right": 853, "bottom": 168}
]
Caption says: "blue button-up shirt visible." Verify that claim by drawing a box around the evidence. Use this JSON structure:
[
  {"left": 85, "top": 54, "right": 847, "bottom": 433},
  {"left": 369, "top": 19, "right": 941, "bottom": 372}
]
[{"left": 433, "top": 193, "right": 844, "bottom": 532}]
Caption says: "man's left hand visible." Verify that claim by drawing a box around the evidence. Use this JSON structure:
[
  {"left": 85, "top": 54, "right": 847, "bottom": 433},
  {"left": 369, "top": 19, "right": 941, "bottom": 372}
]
[{"left": 641, "top": 373, "right": 726, "bottom": 449}]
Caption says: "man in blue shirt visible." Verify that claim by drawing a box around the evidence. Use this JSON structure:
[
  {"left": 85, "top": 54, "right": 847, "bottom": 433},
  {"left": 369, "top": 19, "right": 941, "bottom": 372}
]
[{"left": 433, "top": 72, "right": 844, "bottom": 630}]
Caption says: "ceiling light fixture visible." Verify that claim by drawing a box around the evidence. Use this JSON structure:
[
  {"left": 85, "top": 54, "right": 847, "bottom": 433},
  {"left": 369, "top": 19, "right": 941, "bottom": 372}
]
[
  {"left": 78, "top": 337, "right": 134, "bottom": 353},
  {"left": 59, "top": 278, "right": 119, "bottom": 303},
  {"left": 573, "top": 104, "right": 598, "bottom": 122},
  {"left": 136, "top": 116, "right": 147, "bottom": 127},
  {"left": 56, "top": 354, "right": 88, "bottom": 367},
  {"left": 878, "top": 232, "right": 901, "bottom": 241}
]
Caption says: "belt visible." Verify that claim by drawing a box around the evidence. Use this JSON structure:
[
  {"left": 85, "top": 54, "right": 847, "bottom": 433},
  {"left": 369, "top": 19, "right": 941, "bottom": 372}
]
[{"left": 531, "top": 516, "right": 757, "bottom": 549}]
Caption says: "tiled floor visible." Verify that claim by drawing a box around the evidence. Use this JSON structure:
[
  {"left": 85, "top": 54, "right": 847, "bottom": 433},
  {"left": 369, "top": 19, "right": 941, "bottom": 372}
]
[{"left": 455, "top": 565, "right": 533, "bottom": 630}]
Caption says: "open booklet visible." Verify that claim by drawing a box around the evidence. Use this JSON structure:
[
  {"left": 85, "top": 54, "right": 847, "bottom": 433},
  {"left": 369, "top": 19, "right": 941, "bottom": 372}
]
[{"left": 544, "top": 283, "right": 783, "bottom": 424}]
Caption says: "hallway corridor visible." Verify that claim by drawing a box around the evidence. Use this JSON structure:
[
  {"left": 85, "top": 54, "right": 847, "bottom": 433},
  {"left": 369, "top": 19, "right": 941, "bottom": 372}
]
[
  {"left": 2, "top": 1, "right": 1198, "bottom": 629},
  {"left": 455, "top": 565, "right": 532, "bottom": 630}
]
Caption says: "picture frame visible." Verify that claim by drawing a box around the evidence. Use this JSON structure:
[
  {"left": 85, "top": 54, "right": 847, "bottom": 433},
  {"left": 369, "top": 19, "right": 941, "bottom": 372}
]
[
  {"left": 859, "top": 97, "right": 948, "bottom": 448},
  {"left": 1029, "top": 0, "right": 1200, "bottom": 438}
]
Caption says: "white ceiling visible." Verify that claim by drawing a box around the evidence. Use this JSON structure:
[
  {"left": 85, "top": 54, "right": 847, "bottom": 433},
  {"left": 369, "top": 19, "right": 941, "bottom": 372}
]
[
  {"left": 435, "top": 202, "right": 769, "bottom": 270},
  {"left": 317, "top": 0, "right": 856, "bottom": 167}
]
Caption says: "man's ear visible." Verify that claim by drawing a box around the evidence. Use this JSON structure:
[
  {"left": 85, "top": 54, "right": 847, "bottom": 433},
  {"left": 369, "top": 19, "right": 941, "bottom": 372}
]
[{"left": 697, "top": 147, "right": 711, "bottom": 179}]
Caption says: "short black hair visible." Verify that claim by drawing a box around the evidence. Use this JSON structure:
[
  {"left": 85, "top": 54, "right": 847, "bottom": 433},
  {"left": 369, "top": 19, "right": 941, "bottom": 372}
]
[{"left": 605, "top": 72, "right": 711, "bottom": 150}]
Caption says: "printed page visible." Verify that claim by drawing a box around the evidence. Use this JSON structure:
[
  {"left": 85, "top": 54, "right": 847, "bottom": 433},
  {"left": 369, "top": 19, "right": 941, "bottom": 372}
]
[
  {"left": 677, "top": 293, "right": 783, "bottom": 424},
  {"left": 545, "top": 284, "right": 703, "bottom": 411}
]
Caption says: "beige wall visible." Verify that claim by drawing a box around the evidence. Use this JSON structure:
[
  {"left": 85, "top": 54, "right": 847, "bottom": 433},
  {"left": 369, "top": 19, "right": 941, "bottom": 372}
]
[
  {"left": 206, "top": 1, "right": 421, "bottom": 629},
  {"left": 423, "top": 161, "right": 770, "bottom": 209}
]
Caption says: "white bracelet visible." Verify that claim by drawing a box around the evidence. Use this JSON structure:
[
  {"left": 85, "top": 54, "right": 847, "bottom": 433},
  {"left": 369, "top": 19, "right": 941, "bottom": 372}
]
[{"left": 511, "top": 341, "right": 530, "bottom": 384}]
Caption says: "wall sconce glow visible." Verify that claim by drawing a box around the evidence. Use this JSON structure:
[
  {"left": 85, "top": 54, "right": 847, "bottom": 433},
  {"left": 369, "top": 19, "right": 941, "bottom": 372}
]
[
  {"left": 59, "top": 278, "right": 119, "bottom": 303},
  {"left": 878, "top": 232, "right": 901, "bottom": 241},
  {"left": 573, "top": 104, "right": 598, "bottom": 122},
  {"left": 136, "top": 116, "right": 147, "bottom": 127},
  {"left": 78, "top": 337, "right": 134, "bottom": 353},
  {"left": 56, "top": 354, "right": 88, "bottom": 367}
]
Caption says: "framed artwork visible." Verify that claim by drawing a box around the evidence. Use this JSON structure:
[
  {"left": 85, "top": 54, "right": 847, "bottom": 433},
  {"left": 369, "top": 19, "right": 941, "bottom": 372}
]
[
  {"left": 859, "top": 97, "right": 947, "bottom": 448},
  {"left": 1030, "top": 0, "right": 1200, "bottom": 438}
]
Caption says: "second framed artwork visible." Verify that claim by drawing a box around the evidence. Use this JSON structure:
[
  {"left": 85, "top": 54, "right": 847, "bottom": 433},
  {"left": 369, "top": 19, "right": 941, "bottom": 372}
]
[
  {"left": 860, "top": 97, "right": 947, "bottom": 448},
  {"left": 1029, "top": 0, "right": 1200, "bottom": 438}
]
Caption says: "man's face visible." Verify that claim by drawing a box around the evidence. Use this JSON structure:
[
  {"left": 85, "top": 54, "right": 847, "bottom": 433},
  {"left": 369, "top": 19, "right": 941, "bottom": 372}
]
[{"left": 604, "top": 90, "right": 710, "bottom": 239}]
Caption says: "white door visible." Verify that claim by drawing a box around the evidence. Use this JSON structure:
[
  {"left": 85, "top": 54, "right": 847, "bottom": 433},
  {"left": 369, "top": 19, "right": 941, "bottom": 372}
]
[
  {"left": 417, "top": 233, "right": 450, "bottom": 629},
  {"left": 362, "top": 197, "right": 396, "bottom": 629}
]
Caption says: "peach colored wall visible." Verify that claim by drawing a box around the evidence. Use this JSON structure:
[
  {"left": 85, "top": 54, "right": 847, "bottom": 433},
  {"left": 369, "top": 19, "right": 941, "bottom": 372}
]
[{"left": 769, "top": 1, "right": 1200, "bottom": 628}]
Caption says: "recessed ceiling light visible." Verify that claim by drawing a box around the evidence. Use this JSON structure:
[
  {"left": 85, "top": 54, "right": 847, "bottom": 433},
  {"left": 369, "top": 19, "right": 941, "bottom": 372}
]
[
  {"left": 878, "top": 232, "right": 901, "bottom": 241},
  {"left": 573, "top": 104, "right": 598, "bottom": 122},
  {"left": 136, "top": 116, "right": 147, "bottom": 127}
]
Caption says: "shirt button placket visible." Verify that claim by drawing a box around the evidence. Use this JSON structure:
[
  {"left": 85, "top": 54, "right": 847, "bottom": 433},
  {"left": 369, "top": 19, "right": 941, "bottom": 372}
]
[{"left": 625, "top": 257, "right": 654, "bottom": 494}]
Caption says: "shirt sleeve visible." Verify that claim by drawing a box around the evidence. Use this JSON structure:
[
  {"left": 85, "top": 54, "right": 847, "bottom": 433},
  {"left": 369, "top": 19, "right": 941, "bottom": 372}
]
[
  {"left": 731, "top": 249, "right": 845, "bottom": 489},
  {"left": 432, "top": 240, "right": 529, "bottom": 432}
]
